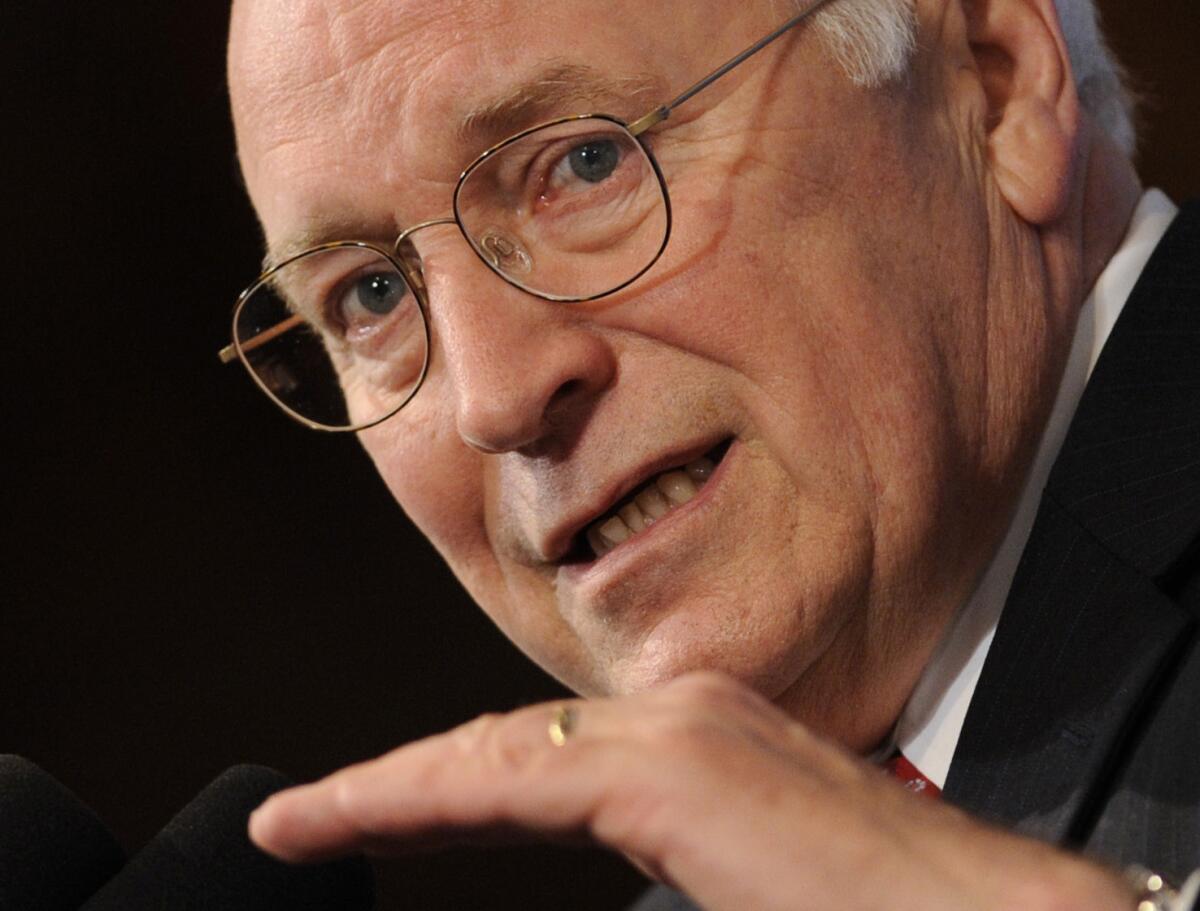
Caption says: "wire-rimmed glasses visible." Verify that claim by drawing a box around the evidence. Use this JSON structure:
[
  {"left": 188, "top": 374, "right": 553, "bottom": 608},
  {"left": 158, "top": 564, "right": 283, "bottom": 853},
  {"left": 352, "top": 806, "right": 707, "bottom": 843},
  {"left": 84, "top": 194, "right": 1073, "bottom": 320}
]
[{"left": 219, "top": 0, "right": 833, "bottom": 431}]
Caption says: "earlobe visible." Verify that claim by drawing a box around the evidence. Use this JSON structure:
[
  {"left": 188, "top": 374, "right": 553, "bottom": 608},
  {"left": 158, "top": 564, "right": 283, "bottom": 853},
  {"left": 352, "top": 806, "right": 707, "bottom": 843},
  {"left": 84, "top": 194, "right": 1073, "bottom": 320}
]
[
  {"left": 990, "top": 94, "right": 1076, "bottom": 224},
  {"left": 964, "top": 0, "right": 1080, "bottom": 225}
]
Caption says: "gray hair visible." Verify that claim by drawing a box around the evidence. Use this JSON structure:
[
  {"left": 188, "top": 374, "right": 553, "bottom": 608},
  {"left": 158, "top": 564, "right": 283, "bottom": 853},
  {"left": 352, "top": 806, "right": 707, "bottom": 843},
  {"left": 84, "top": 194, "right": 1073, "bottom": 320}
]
[{"left": 809, "top": 0, "right": 1137, "bottom": 154}]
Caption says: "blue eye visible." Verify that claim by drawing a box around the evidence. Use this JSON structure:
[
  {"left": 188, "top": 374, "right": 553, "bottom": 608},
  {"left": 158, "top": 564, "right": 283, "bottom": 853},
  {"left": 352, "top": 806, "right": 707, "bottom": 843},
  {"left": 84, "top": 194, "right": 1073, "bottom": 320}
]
[
  {"left": 567, "top": 140, "right": 621, "bottom": 183},
  {"left": 353, "top": 273, "right": 405, "bottom": 315}
]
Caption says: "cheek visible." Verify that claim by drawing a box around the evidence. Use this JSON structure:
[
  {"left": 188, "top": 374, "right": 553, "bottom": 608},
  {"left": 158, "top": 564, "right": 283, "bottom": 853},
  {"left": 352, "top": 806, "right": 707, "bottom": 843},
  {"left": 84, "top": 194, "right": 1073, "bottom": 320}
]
[
  {"left": 357, "top": 369, "right": 605, "bottom": 683},
  {"left": 359, "top": 404, "right": 490, "bottom": 570},
  {"left": 631, "top": 186, "right": 976, "bottom": 541}
]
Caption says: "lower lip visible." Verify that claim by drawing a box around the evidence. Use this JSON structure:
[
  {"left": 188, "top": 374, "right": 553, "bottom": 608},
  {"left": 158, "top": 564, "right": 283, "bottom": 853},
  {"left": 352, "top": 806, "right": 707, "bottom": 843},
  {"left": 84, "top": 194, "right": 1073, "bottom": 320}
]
[{"left": 558, "top": 439, "right": 740, "bottom": 587}]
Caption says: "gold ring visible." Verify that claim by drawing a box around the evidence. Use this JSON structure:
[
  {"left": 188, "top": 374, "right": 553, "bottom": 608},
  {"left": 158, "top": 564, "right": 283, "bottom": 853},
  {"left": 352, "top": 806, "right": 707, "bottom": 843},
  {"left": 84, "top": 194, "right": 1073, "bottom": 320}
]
[{"left": 548, "top": 705, "right": 577, "bottom": 747}]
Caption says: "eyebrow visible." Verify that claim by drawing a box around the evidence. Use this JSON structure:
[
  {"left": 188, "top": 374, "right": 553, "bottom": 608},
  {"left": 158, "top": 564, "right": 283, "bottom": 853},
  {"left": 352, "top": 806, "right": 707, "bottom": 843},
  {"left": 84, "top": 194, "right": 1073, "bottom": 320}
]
[
  {"left": 266, "top": 216, "right": 400, "bottom": 271},
  {"left": 266, "top": 63, "right": 664, "bottom": 267},
  {"left": 457, "top": 62, "right": 664, "bottom": 147}
]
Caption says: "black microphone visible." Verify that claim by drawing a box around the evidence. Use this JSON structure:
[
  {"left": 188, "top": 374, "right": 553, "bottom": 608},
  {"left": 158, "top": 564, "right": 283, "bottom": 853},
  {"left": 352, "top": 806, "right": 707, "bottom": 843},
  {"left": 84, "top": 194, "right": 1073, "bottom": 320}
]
[
  {"left": 0, "top": 754, "right": 126, "bottom": 911},
  {"left": 81, "top": 765, "right": 374, "bottom": 910}
]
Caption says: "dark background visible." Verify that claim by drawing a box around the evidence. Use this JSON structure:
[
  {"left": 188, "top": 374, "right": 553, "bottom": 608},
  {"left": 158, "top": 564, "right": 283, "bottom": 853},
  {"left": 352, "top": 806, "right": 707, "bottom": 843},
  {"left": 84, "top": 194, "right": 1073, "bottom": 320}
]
[{"left": 3, "top": 4, "right": 1196, "bottom": 909}]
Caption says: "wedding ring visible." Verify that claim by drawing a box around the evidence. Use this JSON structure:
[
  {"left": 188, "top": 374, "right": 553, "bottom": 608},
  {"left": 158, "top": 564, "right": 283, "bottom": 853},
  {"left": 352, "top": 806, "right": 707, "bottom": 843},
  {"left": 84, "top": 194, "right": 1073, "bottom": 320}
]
[{"left": 548, "top": 705, "right": 577, "bottom": 747}]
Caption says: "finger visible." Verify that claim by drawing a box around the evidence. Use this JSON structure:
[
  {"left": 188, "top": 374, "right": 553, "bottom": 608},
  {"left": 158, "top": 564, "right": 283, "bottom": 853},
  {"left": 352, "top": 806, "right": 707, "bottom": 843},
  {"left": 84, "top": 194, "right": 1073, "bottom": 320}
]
[{"left": 249, "top": 700, "right": 618, "bottom": 863}]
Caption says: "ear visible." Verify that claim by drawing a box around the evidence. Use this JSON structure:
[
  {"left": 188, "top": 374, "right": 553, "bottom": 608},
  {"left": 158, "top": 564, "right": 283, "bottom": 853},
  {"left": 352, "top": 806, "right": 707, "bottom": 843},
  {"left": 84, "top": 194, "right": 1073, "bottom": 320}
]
[{"left": 963, "top": 0, "right": 1081, "bottom": 225}]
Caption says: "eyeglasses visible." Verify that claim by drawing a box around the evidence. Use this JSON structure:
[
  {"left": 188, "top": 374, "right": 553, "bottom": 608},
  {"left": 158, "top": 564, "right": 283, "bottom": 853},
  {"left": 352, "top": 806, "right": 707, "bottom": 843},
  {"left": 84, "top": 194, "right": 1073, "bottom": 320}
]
[{"left": 219, "top": 0, "right": 834, "bottom": 431}]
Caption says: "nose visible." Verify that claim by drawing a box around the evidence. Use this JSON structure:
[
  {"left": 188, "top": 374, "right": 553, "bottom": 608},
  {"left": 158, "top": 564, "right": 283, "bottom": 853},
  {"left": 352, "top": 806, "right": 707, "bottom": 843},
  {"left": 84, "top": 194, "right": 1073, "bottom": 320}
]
[{"left": 423, "top": 250, "right": 617, "bottom": 455}]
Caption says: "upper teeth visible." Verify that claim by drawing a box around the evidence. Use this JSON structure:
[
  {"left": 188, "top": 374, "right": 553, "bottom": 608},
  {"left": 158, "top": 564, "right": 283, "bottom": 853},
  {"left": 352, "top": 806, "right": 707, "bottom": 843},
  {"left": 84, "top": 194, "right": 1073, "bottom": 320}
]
[{"left": 585, "top": 456, "right": 716, "bottom": 558}]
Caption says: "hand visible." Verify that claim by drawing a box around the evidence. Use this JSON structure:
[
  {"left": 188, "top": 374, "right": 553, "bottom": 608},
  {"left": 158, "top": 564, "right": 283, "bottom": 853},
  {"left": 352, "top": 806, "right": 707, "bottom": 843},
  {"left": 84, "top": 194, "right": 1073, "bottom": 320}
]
[{"left": 249, "top": 672, "right": 1131, "bottom": 911}]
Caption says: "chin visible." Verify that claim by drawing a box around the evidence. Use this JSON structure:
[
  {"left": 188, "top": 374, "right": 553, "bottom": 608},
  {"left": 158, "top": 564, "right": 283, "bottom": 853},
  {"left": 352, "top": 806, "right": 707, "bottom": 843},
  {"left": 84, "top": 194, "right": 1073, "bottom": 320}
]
[{"left": 580, "top": 580, "right": 856, "bottom": 710}]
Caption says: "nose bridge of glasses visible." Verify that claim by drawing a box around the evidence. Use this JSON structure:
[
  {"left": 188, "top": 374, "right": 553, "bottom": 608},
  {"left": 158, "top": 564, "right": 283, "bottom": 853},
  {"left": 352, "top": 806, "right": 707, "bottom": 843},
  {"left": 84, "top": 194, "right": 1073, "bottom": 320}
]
[
  {"left": 394, "top": 216, "right": 457, "bottom": 247},
  {"left": 392, "top": 216, "right": 457, "bottom": 294},
  {"left": 395, "top": 215, "right": 539, "bottom": 298}
]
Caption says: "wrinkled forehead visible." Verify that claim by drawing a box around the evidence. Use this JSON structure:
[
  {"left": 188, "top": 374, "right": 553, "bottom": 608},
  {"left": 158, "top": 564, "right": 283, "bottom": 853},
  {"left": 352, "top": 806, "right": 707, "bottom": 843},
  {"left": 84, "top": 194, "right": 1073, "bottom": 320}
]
[
  {"left": 229, "top": 0, "right": 717, "bottom": 229},
  {"left": 230, "top": 0, "right": 512, "bottom": 151}
]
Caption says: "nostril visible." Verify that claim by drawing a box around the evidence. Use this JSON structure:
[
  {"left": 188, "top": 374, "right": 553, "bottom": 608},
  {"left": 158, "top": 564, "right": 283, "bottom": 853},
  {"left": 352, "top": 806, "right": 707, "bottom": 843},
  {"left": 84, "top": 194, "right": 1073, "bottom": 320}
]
[
  {"left": 551, "top": 379, "right": 585, "bottom": 404},
  {"left": 544, "top": 378, "right": 594, "bottom": 424}
]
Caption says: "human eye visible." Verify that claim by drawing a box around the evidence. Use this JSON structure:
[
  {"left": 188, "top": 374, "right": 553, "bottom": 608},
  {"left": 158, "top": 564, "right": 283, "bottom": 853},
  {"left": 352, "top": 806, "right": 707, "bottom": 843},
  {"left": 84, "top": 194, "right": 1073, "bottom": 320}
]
[
  {"left": 545, "top": 137, "right": 623, "bottom": 191},
  {"left": 330, "top": 269, "right": 412, "bottom": 341},
  {"left": 531, "top": 132, "right": 642, "bottom": 214},
  {"left": 284, "top": 252, "right": 401, "bottom": 336},
  {"left": 281, "top": 250, "right": 422, "bottom": 367},
  {"left": 458, "top": 118, "right": 663, "bottom": 267},
  {"left": 468, "top": 122, "right": 644, "bottom": 219},
  {"left": 317, "top": 261, "right": 427, "bottom": 393}
]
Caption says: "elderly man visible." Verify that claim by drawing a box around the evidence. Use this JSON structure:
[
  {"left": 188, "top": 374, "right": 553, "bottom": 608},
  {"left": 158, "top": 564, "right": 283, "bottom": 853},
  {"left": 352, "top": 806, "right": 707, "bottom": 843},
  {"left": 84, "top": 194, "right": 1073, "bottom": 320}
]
[{"left": 222, "top": 0, "right": 1198, "bottom": 907}]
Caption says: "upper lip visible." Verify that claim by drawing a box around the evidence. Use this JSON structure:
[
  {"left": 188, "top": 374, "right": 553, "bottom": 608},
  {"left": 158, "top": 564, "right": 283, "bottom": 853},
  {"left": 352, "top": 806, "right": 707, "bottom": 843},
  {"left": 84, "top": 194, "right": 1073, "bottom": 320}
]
[{"left": 537, "top": 435, "right": 730, "bottom": 564}]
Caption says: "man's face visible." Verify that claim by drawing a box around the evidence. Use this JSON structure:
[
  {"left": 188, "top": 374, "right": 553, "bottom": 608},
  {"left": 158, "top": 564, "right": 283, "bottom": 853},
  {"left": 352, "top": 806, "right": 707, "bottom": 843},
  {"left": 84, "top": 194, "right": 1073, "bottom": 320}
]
[{"left": 231, "top": 0, "right": 1041, "bottom": 747}]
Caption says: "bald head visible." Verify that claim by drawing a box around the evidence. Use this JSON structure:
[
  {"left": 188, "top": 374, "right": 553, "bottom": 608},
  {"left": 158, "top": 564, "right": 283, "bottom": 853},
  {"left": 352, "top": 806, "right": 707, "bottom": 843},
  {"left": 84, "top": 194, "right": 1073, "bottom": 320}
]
[{"left": 230, "top": 1, "right": 729, "bottom": 224}]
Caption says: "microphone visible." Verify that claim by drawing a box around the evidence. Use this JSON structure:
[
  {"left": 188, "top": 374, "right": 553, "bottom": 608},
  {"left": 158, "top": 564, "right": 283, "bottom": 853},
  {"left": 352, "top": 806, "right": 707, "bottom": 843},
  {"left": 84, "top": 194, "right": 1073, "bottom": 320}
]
[
  {"left": 82, "top": 765, "right": 374, "bottom": 910},
  {"left": 0, "top": 754, "right": 126, "bottom": 911}
]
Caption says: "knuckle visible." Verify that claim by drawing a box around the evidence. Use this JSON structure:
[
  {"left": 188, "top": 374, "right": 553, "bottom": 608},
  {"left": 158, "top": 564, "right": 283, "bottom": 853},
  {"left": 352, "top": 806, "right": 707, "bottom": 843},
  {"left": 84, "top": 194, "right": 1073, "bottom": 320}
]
[
  {"left": 331, "top": 772, "right": 380, "bottom": 833},
  {"left": 647, "top": 672, "right": 794, "bottom": 756},
  {"left": 483, "top": 728, "right": 540, "bottom": 775},
  {"left": 461, "top": 710, "right": 541, "bottom": 776},
  {"left": 667, "top": 668, "right": 733, "bottom": 695},
  {"left": 451, "top": 712, "right": 503, "bottom": 755},
  {"left": 663, "top": 669, "right": 749, "bottom": 712},
  {"left": 593, "top": 777, "right": 680, "bottom": 860},
  {"left": 639, "top": 706, "right": 723, "bottom": 758},
  {"left": 409, "top": 749, "right": 449, "bottom": 795}
]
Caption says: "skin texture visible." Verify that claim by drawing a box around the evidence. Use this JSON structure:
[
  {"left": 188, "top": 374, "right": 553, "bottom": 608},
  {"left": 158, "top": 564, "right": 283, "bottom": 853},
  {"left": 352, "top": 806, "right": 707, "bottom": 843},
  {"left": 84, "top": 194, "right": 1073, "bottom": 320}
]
[{"left": 230, "top": 0, "right": 1143, "bottom": 906}]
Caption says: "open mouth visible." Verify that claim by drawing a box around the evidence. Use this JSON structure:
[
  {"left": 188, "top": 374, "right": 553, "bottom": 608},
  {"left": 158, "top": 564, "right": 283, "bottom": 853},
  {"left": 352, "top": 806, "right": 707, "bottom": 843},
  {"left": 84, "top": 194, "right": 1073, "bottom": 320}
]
[{"left": 564, "top": 438, "right": 733, "bottom": 563}]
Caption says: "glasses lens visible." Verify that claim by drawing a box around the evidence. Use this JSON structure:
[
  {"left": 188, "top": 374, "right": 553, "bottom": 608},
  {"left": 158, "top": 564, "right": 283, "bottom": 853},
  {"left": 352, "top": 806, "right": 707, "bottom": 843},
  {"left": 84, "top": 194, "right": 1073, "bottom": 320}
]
[
  {"left": 234, "top": 245, "right": 428, "bottom": 430},
  {"left": 455, "top": 117, "right": 669, "bottom": 300}
]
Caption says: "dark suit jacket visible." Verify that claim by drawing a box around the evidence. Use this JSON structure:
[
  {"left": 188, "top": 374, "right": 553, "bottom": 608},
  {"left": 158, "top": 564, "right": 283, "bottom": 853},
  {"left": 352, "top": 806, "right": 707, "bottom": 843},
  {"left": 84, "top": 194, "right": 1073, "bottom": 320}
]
[{"left": 632, "top": 202, "right": 1200, "bottom": 910}]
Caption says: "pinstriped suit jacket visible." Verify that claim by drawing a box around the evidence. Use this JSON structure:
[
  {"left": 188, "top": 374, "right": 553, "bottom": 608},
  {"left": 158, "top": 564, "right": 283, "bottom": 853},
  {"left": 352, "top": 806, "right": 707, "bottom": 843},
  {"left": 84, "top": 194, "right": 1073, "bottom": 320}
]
[{"left": 632, "top": 202, "right": 1200, "bottom": 910}]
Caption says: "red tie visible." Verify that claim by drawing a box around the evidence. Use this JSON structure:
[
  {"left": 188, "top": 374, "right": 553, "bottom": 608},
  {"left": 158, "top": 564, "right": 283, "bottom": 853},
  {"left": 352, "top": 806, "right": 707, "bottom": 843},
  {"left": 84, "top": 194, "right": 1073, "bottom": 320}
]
[{"left": 885, "top": 752, "right": 941, "bottom": 799}]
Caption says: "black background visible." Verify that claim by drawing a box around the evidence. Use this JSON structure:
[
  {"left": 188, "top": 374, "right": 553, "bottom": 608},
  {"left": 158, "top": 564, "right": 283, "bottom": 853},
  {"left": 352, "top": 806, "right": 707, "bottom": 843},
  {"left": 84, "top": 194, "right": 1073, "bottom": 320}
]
[{"left": 3, "top": 4, "right": 1197, "bottom": 910}]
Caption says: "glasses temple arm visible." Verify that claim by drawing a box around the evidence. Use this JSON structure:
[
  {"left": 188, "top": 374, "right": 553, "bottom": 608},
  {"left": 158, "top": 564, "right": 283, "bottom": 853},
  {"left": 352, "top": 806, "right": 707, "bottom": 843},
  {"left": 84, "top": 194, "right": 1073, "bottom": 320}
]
[
  {"left": 627, "top": 0, "right": 835, "bottom": 136},
  {"left": 217, "top": 312, "right": 304, "bottom": 364}
]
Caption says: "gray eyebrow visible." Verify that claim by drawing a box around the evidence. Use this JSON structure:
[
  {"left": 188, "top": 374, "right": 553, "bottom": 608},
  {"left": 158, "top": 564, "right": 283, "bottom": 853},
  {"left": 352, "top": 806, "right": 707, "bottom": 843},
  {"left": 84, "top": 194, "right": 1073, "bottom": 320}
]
[
  {"left": 456, "top": 62, "right": 664, "bottom": 147},
  {"left": 266, "top": 215, "right": 399, "bottom": 272}
]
